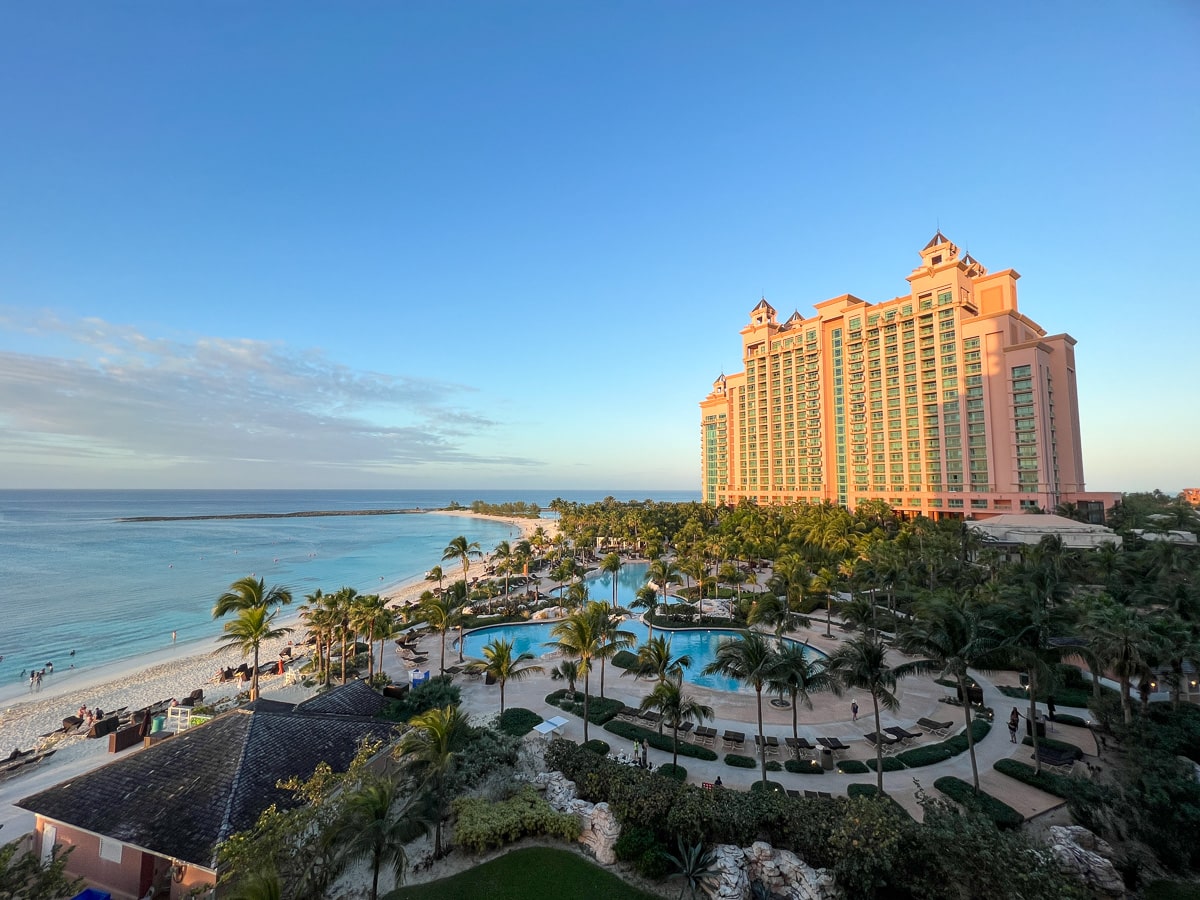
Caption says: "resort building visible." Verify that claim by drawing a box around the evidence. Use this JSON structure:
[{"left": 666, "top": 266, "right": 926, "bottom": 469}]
[{"left": 700, "top": 233, "right": 1119, "bottom": 520}]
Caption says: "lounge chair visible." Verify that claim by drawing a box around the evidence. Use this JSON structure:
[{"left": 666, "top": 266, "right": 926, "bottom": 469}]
[
  {"left": 817, "top": 736, "right": 850, "bottom": 756},
  {"left": 722, "top": 730, "right": 746, "bottom": 749},
  {"left": 786, "top": 789, "right": 801, "bottom": 799},
  {"left": 785, "top": 736, "right": 816, "bottom": 759},
  {"left": 803, "top": 789, "right": 819, "bottom": 799},
  {"left": 677, "top": 721, "right": 695, "bottom": 740},
  {"left": 1033, "top": 745, "right": 1077, "bottom": 773},
  {"left": 864, "top": 731, "right": 900, "bottom": 753},
  {"left": 639, "top": 710, "right": 663, "bottom": 725},
  {"left": 884, "top": 725, "right": 923, "bottom": 745},
  {"left": 818, "top": 791, "right": 833, "bottom": 800},
  {"left": 917, "top": 717, "right": 954, "bottom": 736}
]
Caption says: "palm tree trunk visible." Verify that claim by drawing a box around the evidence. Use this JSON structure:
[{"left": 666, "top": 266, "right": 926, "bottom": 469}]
[
  {"left": 600, "top": 654, "right": 606, "bottom": 699},
  {"left": 378, "top": 636, "right": 386, "bottom": 680},
  {"left": 826, "top": 598, "right": 832, "bottom": 637},
  {"left": 756, "top": 685, "right": 767, "bottom": 785},
  {"left": 791, "top": 690, "right": 799, "bottom": 740},
  {"left": 367, "top": 625, "right": 376, "bottom": 681},
  {"left": 1028, "top": 669, "right": 1041, "bottom": 774},
  {"left": 341, "top": 630, "right": 348, "bottom": 684},
  {"left": 673, "top": 725, "right": 679, "bottom": 767},
  {"left": 440, "top": 629, "right": 447, "bottom": 675},
  {"left": 458, "top": 623, "right": 464, "bottom": 663},
  {"left": 958, "top": 673, "right": 979, "bottom": 791},
  {"left": 500, "top": 679, "right": 506, "bottom": 715},
  {"left": 582, "top": 667, "right": 590, "bottom": 743},
  {"left": 1120, "top": 677, "right": 1132, "bottom": 724},
  {"left": 872, "top": 692, "right": 883, "bottom": 793},
  {"left": 371, "top": 851, "right": 380, "bottom": 900},
  {"left": 251, "top": 642, "right": 260, "bottom": 700}
]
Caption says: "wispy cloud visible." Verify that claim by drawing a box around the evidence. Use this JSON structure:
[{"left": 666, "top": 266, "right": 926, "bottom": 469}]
[{"left": 0, "top": 311, "right": 540, "bottom": 480}]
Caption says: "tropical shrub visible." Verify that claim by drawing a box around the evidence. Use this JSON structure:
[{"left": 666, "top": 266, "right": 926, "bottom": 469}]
[
  {"left": 750, "top": 780, "right": 787, "bottom": 794},
  {"left": 1053, "top": 713, "right": 1089, "bottom": 728},
  {"left": 603, "top": 720, "right": 718, "bottom": 761},
  {"left": 610, "top": 650, "right": 638, "bottom": 670},
  {"left": 992, "top": 759, "right": 1076, "bottom": 798},
  {"left": 581, "top": 739, "right": 610, "bottom": 756},
  {"left": 658, "top": 763, "right": 687, "bottom": 782},
  {"left": 724, "top": 754, "right": 756, "bottom": 768},
  {"left": 496, "top": 707, "right": 541, "bottom": 737},
  {"left": 380, "top": 675, "right": 460, "bottom": 722},
  {"left": 784, "top": 759, "right": 824, "bottom": 775},
  {"left": 895, "top": 719, "right": 991, "bottom": 767},
  {"left": 545, "top": 689, "right": 624, "bottom": 724},
  {"left": 865, "top": 756, "right": 906, "bottom": 772},
  {"left": 1020, "top": 735, "right": 1084, "bottom": 760},
  {"left": 933, "top": 776, "right": 1023, "bottom": 830},
  {"left": 766, "top": 760, "right": 782, "bottom": 772},
  {"left": 452, "top": 785, "right": 581, "bottom": 854},
  {"left": 837, "top": 760, "right": 868, "bottom": 774},
  {"left": 828, "top": 796, "right": 908, "bottom": 896}
]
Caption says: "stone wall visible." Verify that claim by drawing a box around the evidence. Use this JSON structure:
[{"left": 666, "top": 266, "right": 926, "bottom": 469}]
[
  {"left": 1047, "top": 825, "right": 1125, "bottom": 899},
  {"left": 709, "top": 842, "right": 839, "bottom": 900},
  {"left": 531, "top": 771, "right": 621, "bottom": 864}
]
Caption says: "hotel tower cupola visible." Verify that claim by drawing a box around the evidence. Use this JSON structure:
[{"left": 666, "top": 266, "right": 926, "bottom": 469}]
[
  {"left": 749, "top": 297, "right": 777, "bottom": 327},
  {"left": 919, "top": 230, "right": 959, "bottom": 269}
]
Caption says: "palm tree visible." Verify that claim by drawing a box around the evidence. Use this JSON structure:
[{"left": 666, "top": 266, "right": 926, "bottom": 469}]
[
  {"left": 298, "top": 588, "right": 332, "bottom": 684},
  {"left": 550, "top": 558, "right": 578, "bottom": 600},
  {"left": 396, "top": 705, "right": 471, "bottom": 858},
  {"left": 766, "top": 642, "right": 839, "bottom": 742},
  {"left": 492, "top": 540, "right": 514, "bottom": 597},
  {"left": 425, "top": 565, "right": 444, "bottom": 595},
  {"left": 217, "top": 606, "right": 292, "bottom": 700},
  {"left": 897, "top": 595, "right": 1003, "bottom": 790},
  {"left": 632, "top": 635, "right": 692, "bottom": 684},
  {"left": 631, "top": 585, "right": 659, "bottom": 638},
  {"left": 415, "top": 590, "right": 460, "bottom": 675},
  {"left": 549, "top": 658, "right": 580, "bottom": 695},
  {"left": 547, "top": 603, "right": 605, "bottom": 742},
  {"left": 226, "top": 868, "right": 283, "bottom": 900},
  {"left": 826, "top": 633, "right": 901, "bottom": 794},
  {"left": 327, "top": 774, "right": 428, "bottom": 900},
  {"left": 641, "top": 677, "right": 713, "bottom": 768},
  {"left": 373, "top": 606, "right": 401, "bottom": 680},
  {"left": 442, "top": 535, "right": 482, "bottom": 602},
  {"left": 350, "top": 593, "right": 389, "bottom": 682},
  {"left": 332, "top": 587, "right": 359, "bottom": 684},
  {"left": 646, "top": 557, "right": 682, "bottom": 615},
  {"left": 682, "top": 556, "right": 707, "bottom": 619},
  {"left": 213, "top": 576, "right": 293, "bottom": 619},
  {"left": 592, "top": 604, "right": 635, "bottom": 699},
  {"left": 600, "top": 552, "right": 623, "bottom": 610},
  {"left": 468, "top": 637, "right": 544, "bottom": 714},
  {"left": 445, "top": 580, "right": 470, "bottom": 663},
  {"left": 702, "top": 630, "right": 777, "bottom": 785},
  {"left": 1081, "top": 598, "right": 1155, "bottom": 725}
]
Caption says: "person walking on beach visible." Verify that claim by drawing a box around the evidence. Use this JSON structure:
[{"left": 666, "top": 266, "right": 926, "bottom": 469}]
[
  {"left": 1008, "top": 707, "right": 1020, "bottom": 742},
  {"left": 28, "top": 671, "right": 35, "bottom": 692},
  {"left": 172, "top": 630, "right": 177, "bottom": 643}
]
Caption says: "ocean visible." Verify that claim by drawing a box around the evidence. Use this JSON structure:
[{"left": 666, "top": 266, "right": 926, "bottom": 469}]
[{"left": 0, "top": 489, "right": 697, "bottom": 697}]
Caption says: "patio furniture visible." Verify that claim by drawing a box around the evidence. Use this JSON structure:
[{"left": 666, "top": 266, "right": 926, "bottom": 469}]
[
  {"left": 677, "top": 721, "right": 695, "bottom": 740},
  {"left": 1033, "top": 745, "right": 1077, "bottom": 774},
  {"left": 754, "top": 735, "right": 781, "bottom": 756},
  {"left": 817, "top": 736, "right": 850, "bottom": 756},
  {"left": 786, "top": 789, "right": 801, "bottom": 799},
  {"left": 617, "top": 705, "right": 640, "bottom": 721},
  {"left": 785, "top": 736, "right": 817, "bottom": 758},
  {"left": 884, "top": 725, "right": 923, "bottom": 744},
  {"left": 917, "top": 717, "right": 954, "bottom": 736},
  {"left": 818, "top": 791, "right": 833, "bottom": 800},
  {"left": 722, "top": 730, "right": 745, "bottom": 749},
  {"left": 803, "top": 789, "right": 818, "bottom": 799},
  {"left": 864, "top": 731, "right": 900, "bottom": 754},
  {"left": 694, "top": 726, "right": 717, "bottom": 746},
  {"left": 639, "top": 710, "right": 663, "bottom": 725}
]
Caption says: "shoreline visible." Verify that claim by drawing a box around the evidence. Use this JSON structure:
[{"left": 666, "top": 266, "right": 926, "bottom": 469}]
[{"left": 0, "top": 510, "right": 556, "bottom": 834}]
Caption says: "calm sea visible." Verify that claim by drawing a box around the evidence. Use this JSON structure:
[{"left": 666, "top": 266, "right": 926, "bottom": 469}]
[{"left": 0, "top": 489, "right": 697, "bottom": 692}]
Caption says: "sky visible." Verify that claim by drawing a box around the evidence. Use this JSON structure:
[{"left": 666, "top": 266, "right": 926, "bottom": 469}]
[{"left": 0, "top": 3, "right": 1197, "bottom": 493}]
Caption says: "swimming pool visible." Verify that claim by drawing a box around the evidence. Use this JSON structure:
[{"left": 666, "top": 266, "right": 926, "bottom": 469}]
[{"left": 460, "top": 620, "right": 823, "bottom": 694}]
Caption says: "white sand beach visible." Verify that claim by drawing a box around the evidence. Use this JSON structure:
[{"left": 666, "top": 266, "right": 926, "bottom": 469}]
[{"left": 0, "top": 511, "right": 555, "bottom": 837}]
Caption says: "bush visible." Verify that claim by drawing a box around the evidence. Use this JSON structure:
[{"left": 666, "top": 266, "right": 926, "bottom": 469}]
[
  {"left": 784, "top": 759, "right": 824, "bottom": 775},
  {"left": 1054, "top": 713, "right": 1089, "bottom": 728},
  {"left": 845, "top": 786, "right": 912, "bottom": 820},
  {"left": 750, "top": 780, "right": 787, "bottom": 794},
  {"left": 610, "top": 650, "right": 638, "bottom": 670},
  {"left": 838, "top": 760, "right": 868, "bottom": 774},
  {"left": 614, "top": 823, "right": 659, "bottom": 863},
  {"left": 1021, "top": 735, "right": 1084, "bottom": 760},
  {"left": 380, "top": 675, "right": 460, "bottom": 722},
  {"left": 452, "top": 785, "right": 581, "bottom": 854},
  {"left": 766, "top": 760, "right": 782, "bottom": 772},
  {"left": 725, "top": 754, "right": 756, "bottom": 768},
  {"left": 992, "top": 758, "right": 1077, "bottom": 798},
  {"left": 581, "top": 739, "right": 610, "bottom": 756},
  {"left": 866, "top": 756, "right": 906, "bottom": 772},
  {"left": 603, "top": 720, "right": 718, "bottom": 761},
  {"left": 545, "top": 689, "right": 624, "bottom": 724},
  {"left": 497, "top": 707, "right": 541, "bottom": 737},
  {"left": 658, "top": 763, "right": 687, "bottom": 782},
  {"left": 934, "top": 776, "right": 1023, "bottom": 830},
  {"left": 896, "top": 718, "right": 991, "bottom": 768}
]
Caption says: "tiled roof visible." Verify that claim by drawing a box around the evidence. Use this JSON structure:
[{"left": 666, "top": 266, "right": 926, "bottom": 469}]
[
  {"left": 923, "top": 230, "right": 951, "bottom": 250},
  {"left": 17, "top": 683, "right": 397, "bottom": 869},
  {"left": 295, "top": 679, "right": 386, "bottom": 717}
]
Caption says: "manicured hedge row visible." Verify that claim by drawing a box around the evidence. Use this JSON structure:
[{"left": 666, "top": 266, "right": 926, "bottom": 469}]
[
  {"left": 838, "top": 760, "right": 868, "bottom": 774},
  {"left": 1054, "top": 713, "right": 1089, "bottom": 728},
  {"left": 1021, "top": 735, "right": 1084, "bottom": 760},
  {"left": 611, "top": 650, "right": 638, "bottom": 670},
  {"left": 750, "top": 780, "right": 787, "bottom": 794},
  {"left": 895, "top": 719, "right": 992, "bottom": 768},
  {"left": 603, "top": 719, "right": 719, "bottom": 761},
  {"left": 582, "top": 739, "right": 610, "bottom": 756},
  {"left": 866, "top": 756, "right": 906, "bottom": 772},
  {"left": 726, "top": 754, "right": 756, "bottom": 768},
  {"left": 934, "top": 776, "right": 1023, "bottom": 830},
  {"left": 846, "top": 785, "right": 913, "bottom": 820},
  {"left": 545, "top": 689, "right": 624, "bottom": 724},
  {"left": 658, "top": 763, "right": 688, "bottom": 782},
  {"left": 784, "top": 759, "right": 825, "bottom": 775},
  {"left": 992, "top": 758, "right": 1075, "bottom": 798},
  {"left": 497, "top": 707, "right": 542, "bottom": 737}
]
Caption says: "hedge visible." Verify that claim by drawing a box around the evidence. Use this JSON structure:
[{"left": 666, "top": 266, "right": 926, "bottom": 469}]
[
  {"left": 452, "top": 785, "right": 582, "bottom": 854},
  {"left": 497, "top": 707, "right": 542, "bottom": 737},
  {"left": 749, "top": 780, "right": 787, "bottom": 794},
  {"left": 1053, "top": 713, "right": 1089, "bottom": 728},
  {"left": 934, "top": 776, "right": 1024, "bottom": 830},
  {"left": 846, "top": 785, "right": 914, "bottom": 820},
  {"left": 784, "top": 759, "right": 825, "bottom": 775},
  {"left": 992, "top": 758, "right": 1076, "bottom": 798},
  {"left": 603, "top": 719, "right": 719, "bottom": 761},
  {"left": 838, "top": 760, "right": 868, "bottom": 774},
  {"left": 658, "top": 763, "right": 688, "bottom": 782},
  {"left": 766, "top": 761, "right": 783, "bottom": 772},
  {"left": 895, "top": 718, "right": 992, "bottom": 768},
  {"left": 545, "top": 689, "right": 624, "bottom": 725},
  {"left": 611, "top": 650, "right": 638, "bottom": 670},
  {"left": 1021, "top": 735, "right": 1084, "bottom": 760},
  {"left": 866, "top": 756, "right": 906, "bottom": 772},
  {"left": 582, "top": 739, "right": 610, "bottom": 756},
  {"left": 725, "top": 754, "right": 756, "bottom": 768}
]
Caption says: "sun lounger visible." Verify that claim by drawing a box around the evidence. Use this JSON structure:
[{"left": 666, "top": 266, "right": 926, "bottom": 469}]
[
  {"left": 786, "top": 789, "right": 801, "bottom": 799},
  {"left": 818, "top": 791, "right": 833, "bottom": 800},
  {"left": 785, "top": 736, "right": 817, "bottom": 758},
  {"left": 694, "top": 726, "right": 717, "bottom": 746},
  {"left": 639, "top": 710, "right": 663, "bottom": 725},
  {"left": 677, "top": 721, "right": 695, "bottom": 739},
  {"left": 917, "top": 717, "right": 954, "bottom": 736},
  {"left": 617, "top": 705, "right": 640, "bottom": 721},
  {"left": 864, "top": 731, "right": 900, "bottom": 754},
  {"left": 803, "top": 789, "right": 818, "bottom": 799},
  {"left": 884, "top": 726, "right": 922, "bottom": 744},
  {"left": 723, "top": 730, "right": 746, "bottom": 749},
  {"left": 1033, "top": 745, "right": 1077, "bottom": 773},
  {"left": 817, "top": 737, "right": 850, "bottom": 756}
]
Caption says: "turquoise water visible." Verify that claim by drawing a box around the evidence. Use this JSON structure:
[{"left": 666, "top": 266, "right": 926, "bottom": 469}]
[
  {"left": 463, "top": 561, "right": 824, "bottom": 694},
  {"left": 0, "top": 489, "right": 698, "bottom": 695}
]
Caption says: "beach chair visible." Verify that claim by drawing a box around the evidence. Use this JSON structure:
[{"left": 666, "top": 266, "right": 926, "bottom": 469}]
[
  {"left": 723, "top": 730, "right": 745, "bottom": 750},
  {"left": 803, "top": 789, "right": 819, "bottom": 799},
  {"left": 818, "top": 737, "right": 850, "bottom": 757},
  {"left": 786, "top": 789, "right": 801, "bottom": 799},
  {"left": 864, "top": 731, "right": 900, "bottom": 754},
  {"left": 884, "top": 726, "right": 922, "bottom": 745},
  {"left": 785, "top": 736, "right": 817, "bottom": 759},
  {"left": 677, "top": 721, "right": 695, "bottom": 741},
  {"left": 1033, "top": 745, "right": 1077, "bottom": 774},
  {"left": 918, "top": 717, "right": 954, "bottom": 736},
  {"left": 818, "top": 792, "right": 833, "bottom": 800}
]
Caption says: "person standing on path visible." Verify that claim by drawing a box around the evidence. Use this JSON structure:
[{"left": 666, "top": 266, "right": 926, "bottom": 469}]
[
  {"left": 851, "top": 699, "right": 859, "bottom": 722},
  {"left": 1046, "top": 695, "right": 1057, "bottom": 732},
  {"left": 1008, "top": 707, "right": 1020, "bottom": 742}
]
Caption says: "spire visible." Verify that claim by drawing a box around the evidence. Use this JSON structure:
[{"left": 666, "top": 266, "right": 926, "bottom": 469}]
[{"left": 923, "top": 229, "right": 951, "bottom": 250}]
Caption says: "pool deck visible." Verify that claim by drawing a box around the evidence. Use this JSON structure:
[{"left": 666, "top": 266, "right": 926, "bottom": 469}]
[{"left": 423, "top": 615, "right": 1092, "bottom": 823}]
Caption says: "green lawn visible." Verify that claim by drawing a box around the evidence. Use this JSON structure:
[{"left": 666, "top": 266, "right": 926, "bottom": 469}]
[{"left": 384, "top": 847, "right": 663, "bottom": 900}]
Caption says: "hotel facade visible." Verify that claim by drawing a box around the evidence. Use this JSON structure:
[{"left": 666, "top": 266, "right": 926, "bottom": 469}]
[{"left": 700, "top": 233, "right": 1118, "bottom": 520}]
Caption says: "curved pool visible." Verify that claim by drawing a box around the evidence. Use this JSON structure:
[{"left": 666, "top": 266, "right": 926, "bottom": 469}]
[{"left": 460, "top": 620, "right": 824, "bottom": 694}]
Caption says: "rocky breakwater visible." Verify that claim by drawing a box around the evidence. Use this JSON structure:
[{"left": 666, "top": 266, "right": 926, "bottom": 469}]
[
  {"left": 709, "top": 841, "right": 839, "bottom": 900},
  {"left": 532, "top": 771, "right": 621, "bottom": 864}
]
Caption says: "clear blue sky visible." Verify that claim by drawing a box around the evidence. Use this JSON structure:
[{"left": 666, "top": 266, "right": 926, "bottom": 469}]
[{"left": 1, "top": 3, "right": 1196, "bottom": 492}]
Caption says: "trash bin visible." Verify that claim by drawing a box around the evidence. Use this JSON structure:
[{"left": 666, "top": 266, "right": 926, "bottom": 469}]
[
  {"left": 151, "top": 715, "right": 166, "bottom": 734},
  {"left": 820, "top": 747, "right": 834, "bottom": 771},
  {"left": 1025, "top": 718, "right": 1046, "bottom": 739}
]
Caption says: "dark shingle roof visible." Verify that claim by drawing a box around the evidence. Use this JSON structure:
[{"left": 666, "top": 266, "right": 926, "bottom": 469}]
[
  {"left": 17, "top": 684, "right": 397, "bottom": 869},
  {"left": 295, "top": 679, "right": 386, "bottom": 717}
]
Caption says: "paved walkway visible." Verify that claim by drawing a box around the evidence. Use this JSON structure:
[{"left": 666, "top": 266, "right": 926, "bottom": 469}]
[{"left": 434, "top": 615, "right": 1094, "bottom": 822}]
